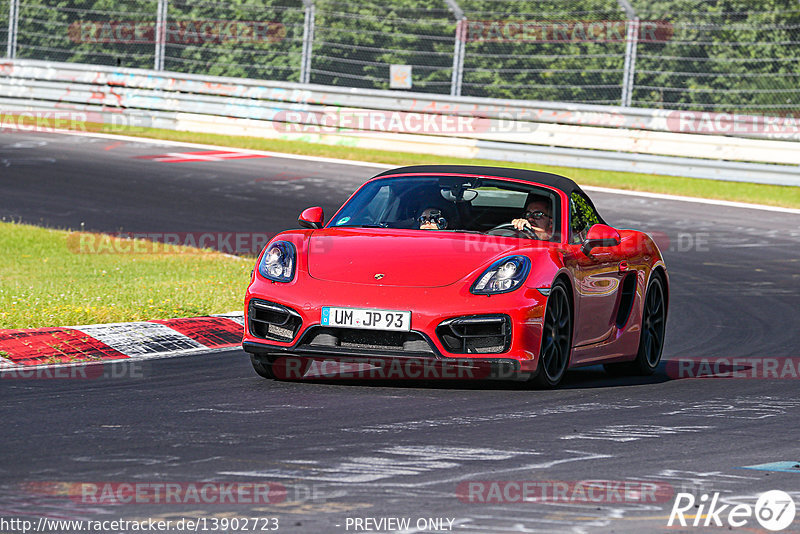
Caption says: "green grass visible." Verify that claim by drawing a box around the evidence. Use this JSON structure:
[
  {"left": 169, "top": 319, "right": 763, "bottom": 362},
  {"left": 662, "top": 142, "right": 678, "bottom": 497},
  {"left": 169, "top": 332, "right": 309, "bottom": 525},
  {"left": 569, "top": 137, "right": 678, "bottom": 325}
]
[
  {"left": 0, "top": 222, "right": 252, "bottom": 329},
  {"left": 89, "top": 123, "right": 800, "bottom": 209}
]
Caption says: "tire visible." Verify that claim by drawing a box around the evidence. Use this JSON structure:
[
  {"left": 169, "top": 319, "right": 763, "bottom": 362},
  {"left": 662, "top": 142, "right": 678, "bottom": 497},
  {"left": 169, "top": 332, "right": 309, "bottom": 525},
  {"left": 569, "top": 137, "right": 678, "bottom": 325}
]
[
  {"left": 532, "top": 281, "right": 572, "bottom": 388},
  {"left": 250, "top": 354, "right": 276, "bottom": 379},
  {"left": 604, "top": 274, "right": 667, "bottom": 376}
]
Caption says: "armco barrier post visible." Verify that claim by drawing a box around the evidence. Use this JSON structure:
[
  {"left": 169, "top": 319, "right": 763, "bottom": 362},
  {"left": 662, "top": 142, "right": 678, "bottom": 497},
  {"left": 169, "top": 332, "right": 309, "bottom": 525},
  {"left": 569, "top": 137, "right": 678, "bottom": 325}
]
[
  {"left": 621, "top": 18, "right": 639, "bottom": 107},
  {"left": 617, "top": 0, "right": 638, "bottom": 107},
  {"left": 6, "top": 0, "right": 19, "bottom": 59},
  {"left": 154, "top": 0, "right": 168, "bottom": 70},
  {"left": 444, "top": 0, "right": 466, "bottom": 97},
  {"left": 451, "top": 18, "right": 466, "bottom": 97},
  {"left": 300, "top": 0, "right": 315, "bottom": 84}
]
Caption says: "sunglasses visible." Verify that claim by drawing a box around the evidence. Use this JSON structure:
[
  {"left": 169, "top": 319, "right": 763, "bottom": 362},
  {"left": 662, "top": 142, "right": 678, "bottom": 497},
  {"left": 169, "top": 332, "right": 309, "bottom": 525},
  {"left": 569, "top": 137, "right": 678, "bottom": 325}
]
[
  {"left": 418, "top": 210, "right": 446, "bottom": 228},
  {"left": 525, "top": 210, "right": 551, "bottom": 221}
]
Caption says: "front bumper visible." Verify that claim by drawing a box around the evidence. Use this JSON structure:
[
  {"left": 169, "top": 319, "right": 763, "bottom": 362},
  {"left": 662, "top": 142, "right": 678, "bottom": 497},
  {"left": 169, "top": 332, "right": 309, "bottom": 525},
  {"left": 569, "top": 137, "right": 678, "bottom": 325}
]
[
  {"left": 244, "top": 343, "right": 527, "bottom": 381},
  {"left": 243, "top": 273, "right": 548, "bottom": 374}
]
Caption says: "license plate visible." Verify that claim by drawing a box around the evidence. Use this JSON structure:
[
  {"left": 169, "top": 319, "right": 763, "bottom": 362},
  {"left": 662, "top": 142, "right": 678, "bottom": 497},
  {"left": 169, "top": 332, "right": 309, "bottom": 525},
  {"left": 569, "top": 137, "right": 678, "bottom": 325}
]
[{"left": 321, "top": 307, "right": 411, "bottom": 332}]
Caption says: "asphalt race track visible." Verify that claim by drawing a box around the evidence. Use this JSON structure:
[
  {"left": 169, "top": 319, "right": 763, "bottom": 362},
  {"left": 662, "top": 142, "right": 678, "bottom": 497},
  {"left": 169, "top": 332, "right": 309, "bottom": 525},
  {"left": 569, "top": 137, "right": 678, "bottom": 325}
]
[{"left": 1, "top": 131, "right": 799, "bottom": 533}]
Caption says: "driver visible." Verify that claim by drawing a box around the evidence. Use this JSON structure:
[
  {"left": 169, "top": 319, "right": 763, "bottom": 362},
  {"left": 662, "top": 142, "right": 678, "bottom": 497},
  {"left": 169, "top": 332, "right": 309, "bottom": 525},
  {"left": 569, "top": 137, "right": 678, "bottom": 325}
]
[{"left": 511, "top": 196, "right": 553, "bottom": 240}]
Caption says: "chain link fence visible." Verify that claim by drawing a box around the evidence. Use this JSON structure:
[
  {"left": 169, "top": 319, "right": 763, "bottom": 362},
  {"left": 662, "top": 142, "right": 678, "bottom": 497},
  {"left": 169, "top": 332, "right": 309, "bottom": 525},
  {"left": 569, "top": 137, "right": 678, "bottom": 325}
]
[
  {"left": 164, "top": 0, "right": 305, "bottom": 81},
  {"left": 3, "top": 0, "right": 800, "bottom": 113},
  {"left": 632, "top": 0, "right": 800, "bottom": 111},
  {"left": 0, "top": 1, "right": 8, "bottom": 57},
  {"left": 458, "top": 1, "right": 629, "bottom": 104},
  {"left": 311, "top": 0, "right": 457, "bottom": 93},
  {"left": 14, "top": 0, "right": 157, "bottom": 67}
]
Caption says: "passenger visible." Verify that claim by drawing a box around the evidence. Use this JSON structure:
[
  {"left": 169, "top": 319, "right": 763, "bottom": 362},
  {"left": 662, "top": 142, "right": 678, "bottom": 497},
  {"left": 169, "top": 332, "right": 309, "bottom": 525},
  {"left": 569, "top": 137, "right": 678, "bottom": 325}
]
[{"left": 417, "top": 207, "right": 448, "bottom": 230}]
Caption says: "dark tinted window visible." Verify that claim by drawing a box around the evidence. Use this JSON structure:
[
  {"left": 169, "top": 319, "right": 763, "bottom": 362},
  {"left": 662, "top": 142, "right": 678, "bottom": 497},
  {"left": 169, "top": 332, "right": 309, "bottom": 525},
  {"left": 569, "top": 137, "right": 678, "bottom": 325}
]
[{"left": 329, "top": 176, "right": 561, "bottom": 241}]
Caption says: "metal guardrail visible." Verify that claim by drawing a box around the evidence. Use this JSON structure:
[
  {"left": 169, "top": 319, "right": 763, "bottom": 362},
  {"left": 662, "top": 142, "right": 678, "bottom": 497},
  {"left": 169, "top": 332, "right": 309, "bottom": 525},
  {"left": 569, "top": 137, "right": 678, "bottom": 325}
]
[
  {"left": 1, "top": 59, "right": 798, "bottom": 186},
  {"left": 3, "top": 59, "right": 799, "bottom": 141}
]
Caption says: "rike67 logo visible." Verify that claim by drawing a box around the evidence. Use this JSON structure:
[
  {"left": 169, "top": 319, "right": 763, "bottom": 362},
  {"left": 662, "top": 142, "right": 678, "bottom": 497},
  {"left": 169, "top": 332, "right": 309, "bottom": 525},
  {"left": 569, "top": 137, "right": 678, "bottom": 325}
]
[{"left": 668, "top": 490, "right": 796, "bottom": 531}]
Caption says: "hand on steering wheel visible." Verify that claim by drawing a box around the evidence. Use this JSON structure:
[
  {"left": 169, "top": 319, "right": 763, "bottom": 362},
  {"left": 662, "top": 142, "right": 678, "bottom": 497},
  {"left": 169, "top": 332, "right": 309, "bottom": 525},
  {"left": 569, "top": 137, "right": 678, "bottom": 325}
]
[
  {"left": 487, "top": 222, "right": 539, "bottom": 239},
  {"left": 511, "top": 218, "right": 546, "bottom": 238}
]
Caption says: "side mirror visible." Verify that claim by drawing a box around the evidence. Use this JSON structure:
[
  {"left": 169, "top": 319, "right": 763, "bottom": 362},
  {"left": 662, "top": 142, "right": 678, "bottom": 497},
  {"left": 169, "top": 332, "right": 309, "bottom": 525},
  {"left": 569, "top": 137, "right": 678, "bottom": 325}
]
[
  {"left": 298, "top": 207, "right": 324, "bottom": 229},
  {"left": 581, "top": 224, "right": 620, "bottom": 256}
]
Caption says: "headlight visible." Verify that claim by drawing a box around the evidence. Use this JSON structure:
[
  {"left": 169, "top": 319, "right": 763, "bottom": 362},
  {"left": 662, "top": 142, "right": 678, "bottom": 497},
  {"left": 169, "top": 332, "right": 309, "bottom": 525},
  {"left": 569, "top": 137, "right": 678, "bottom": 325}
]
[
  {"left": 258, "top": 241, "right": 296, "bottom": 282},
  {"left": 470, "top": 255, "right": 531, "bottom": 295}
]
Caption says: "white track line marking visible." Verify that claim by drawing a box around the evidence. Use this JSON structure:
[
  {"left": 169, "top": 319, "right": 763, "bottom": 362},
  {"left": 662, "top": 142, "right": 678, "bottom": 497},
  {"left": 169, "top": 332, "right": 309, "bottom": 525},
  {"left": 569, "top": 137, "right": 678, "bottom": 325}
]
[
  {"left": 582, "top": 185, "right": 800, "bottom": 214},
  {"left": 9, "top": 126, "right": 800, "bottom": 214},
  {"left": 8, "top": 126, "right": 391, "bottom": 169}
]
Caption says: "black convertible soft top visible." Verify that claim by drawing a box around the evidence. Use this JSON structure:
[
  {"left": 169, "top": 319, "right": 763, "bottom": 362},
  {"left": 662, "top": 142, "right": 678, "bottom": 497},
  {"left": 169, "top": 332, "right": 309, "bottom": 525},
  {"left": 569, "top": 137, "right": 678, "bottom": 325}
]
[
  {"left": 373, "top": 164, "right": 585, "bottom": 197},
  {"left": 372, "top": 164, "right": 607, "bottom": 227}
]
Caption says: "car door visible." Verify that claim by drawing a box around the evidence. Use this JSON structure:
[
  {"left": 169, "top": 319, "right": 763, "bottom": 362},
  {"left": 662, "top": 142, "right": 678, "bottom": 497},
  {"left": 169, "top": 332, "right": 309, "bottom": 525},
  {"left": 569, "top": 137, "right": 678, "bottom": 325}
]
[{"left": 565, "top": 192, "right": 626, "bottom": 347}]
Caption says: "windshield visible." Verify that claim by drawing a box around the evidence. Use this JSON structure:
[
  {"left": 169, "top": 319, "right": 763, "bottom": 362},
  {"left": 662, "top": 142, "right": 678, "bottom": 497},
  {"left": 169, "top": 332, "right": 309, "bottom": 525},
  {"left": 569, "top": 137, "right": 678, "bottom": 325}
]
[{"left": 328, "top": 175, "right": 562, "bottom": 242}]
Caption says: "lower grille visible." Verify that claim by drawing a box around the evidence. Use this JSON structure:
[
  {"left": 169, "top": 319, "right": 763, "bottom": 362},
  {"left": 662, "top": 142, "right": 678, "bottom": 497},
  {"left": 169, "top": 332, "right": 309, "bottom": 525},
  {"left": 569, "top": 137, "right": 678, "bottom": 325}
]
[
  {"left": 299, "top": 326, "right": 434, "bottom": 354},
  {"left": 248, "top": 299, "right": 302, "bottom": 342},
  {"left": 436, "top": 315, "right": 511, "bottom": 354}
]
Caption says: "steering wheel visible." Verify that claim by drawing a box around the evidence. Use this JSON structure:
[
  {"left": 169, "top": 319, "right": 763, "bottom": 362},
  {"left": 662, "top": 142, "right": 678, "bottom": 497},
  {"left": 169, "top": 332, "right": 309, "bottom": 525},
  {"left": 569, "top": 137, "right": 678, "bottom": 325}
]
[{"left": 486, "top": 223, "right": 538, "bottom": 239}]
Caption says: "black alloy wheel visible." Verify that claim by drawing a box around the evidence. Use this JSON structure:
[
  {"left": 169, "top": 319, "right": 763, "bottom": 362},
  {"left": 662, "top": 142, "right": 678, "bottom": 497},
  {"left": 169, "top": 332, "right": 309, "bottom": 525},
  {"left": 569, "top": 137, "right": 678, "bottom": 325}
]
[{"left": 533, "top": 281, "right": 572, "bottom": 388}]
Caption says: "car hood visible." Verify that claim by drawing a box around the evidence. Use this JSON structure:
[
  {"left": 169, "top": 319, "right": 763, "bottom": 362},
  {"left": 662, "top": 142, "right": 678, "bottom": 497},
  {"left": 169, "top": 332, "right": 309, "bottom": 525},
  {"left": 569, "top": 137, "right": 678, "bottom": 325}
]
[{"left": 306, "top": 228, "right": 524, "bottom": 287}]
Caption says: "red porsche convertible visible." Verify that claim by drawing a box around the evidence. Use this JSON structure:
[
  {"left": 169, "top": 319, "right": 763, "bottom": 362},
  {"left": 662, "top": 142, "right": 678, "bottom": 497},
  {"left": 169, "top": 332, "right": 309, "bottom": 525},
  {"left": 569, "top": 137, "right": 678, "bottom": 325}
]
[{"left": 243, "top": 165, "right": 668, "bottom": 387}]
